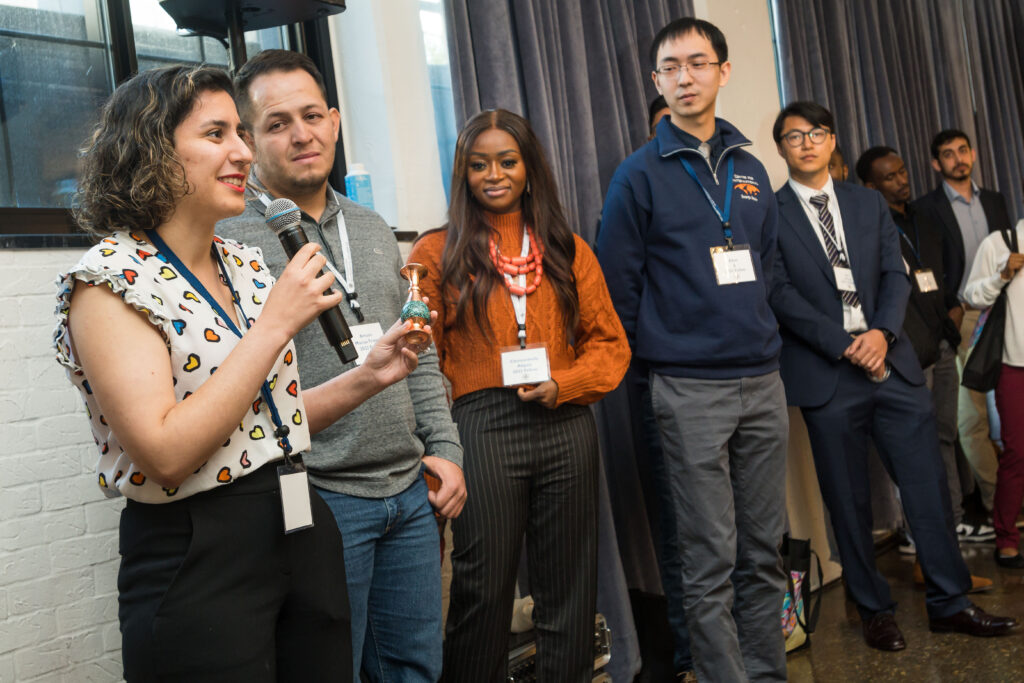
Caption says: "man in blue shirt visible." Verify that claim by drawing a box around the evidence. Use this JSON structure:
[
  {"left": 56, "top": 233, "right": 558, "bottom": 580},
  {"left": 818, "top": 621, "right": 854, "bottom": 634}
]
[
  {"left": 913, "top": 130, "right": 1013, "bottom": 522},
  {"left": 598, "top": 18, "right": 787, "bottom": 682}
]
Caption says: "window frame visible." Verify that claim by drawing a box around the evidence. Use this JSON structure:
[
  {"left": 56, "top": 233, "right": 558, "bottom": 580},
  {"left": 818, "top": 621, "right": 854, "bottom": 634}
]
[{"left": 0, "top": 0, "right": 340, "bottom": 248}]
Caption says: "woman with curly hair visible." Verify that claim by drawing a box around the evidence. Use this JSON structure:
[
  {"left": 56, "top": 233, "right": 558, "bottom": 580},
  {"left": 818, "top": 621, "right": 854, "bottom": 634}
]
[
  {"left": 408, "top": 109, "right": 630, "bottom": 682},
  {"left": 54, "top": 64, "right": 426, "bottom": 682}
]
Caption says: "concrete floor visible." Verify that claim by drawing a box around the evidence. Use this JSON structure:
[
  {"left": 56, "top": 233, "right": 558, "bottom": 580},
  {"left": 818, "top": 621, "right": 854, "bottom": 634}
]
[{"left": 787, "top": 543, "right": 1024, "bottom": 682}]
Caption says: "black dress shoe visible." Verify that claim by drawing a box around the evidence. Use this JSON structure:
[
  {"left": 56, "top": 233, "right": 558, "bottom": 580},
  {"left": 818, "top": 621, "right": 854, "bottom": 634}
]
[
  {"left": 862, "top": 612, "right": 906, "bottom": 651},
  {"left": 994, "top": 549, "right": 1024, "bottom": 569},
  {"left": 929, "top": 604, "right": 1020, "bottom": 636}
]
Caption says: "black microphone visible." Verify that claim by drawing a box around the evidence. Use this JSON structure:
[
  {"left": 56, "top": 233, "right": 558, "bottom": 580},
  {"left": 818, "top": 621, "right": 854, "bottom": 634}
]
[{"left": 266, "top": 198, "right": 359, "bottom": 364}]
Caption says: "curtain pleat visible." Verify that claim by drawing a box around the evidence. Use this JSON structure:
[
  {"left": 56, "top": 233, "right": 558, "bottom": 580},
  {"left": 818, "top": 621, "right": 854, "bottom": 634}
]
[
  {"left": 443, "top": 0, "right": 692, "bottom": 243},
  {"left": 775, "top": 0, "right": 1022, "bottom": 219},
  {"left": 964, "top": 0, "right": 1024, "bottom": 220}
]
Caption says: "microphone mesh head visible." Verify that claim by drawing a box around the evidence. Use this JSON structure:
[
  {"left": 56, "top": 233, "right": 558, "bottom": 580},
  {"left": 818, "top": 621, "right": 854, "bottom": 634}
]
[{"left": 266, "top": 198, "right": 301, "bottom": 234}]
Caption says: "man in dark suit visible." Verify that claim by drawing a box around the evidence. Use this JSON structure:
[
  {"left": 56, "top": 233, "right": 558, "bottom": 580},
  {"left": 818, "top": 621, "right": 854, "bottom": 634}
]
[
  {"left": 857, "top": 146, "right": 996, "bottom": 546},
  {"left": 913, "top": 130, "right": 1013, "bottom": 305},
  {"left": 768, "top": 102, "right": 1017, "bottom": 652},
  {"left": 912, "top": 130, "right": 1013, "bottom": 517}
]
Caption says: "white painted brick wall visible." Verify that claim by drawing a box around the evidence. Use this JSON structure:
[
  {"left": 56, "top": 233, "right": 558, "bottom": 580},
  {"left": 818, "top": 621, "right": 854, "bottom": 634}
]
[{"left": 0, "top": 248, "right": 124, "bottom": 682}]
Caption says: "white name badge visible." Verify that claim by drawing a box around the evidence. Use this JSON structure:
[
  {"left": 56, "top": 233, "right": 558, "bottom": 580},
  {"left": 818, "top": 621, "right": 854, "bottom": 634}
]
[
  {"left": 350, "top": 322, "right": 384, "bottom": 366},
  {"left": 833, "top": 266, "right": 857, "bottom": 292},
  {"left": 501, "top": 344, "right": 551, "bottom": 386},
  {"left": 278, "top": 462, "right": 314, "bottom": 534},
  {"left": 710, "top": 245, "right": 757, "bottom": 285},
  {"left": 914, "top": 269, "right": 939, "bottom": 293}
]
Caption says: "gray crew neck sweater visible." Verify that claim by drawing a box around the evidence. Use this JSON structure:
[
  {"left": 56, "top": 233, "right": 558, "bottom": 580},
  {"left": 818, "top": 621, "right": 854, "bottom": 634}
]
[{"left": 218, "top": 188, "right": 462, "bottom": 498}]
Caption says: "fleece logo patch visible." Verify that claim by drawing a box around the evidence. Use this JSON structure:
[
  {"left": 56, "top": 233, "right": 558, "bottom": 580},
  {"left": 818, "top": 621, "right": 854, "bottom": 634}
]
[{"left": 734, "top": 174, "right": 762, "bottom": 201}]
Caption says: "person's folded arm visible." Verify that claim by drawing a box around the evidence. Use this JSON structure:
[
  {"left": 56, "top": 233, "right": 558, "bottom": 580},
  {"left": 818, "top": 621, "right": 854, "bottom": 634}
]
[
  {"left": 769, "top": 247, "right": 852, "bottom": 360},
  {"left": 963, "top": 238, "right": 1010, "bottom": 310}
]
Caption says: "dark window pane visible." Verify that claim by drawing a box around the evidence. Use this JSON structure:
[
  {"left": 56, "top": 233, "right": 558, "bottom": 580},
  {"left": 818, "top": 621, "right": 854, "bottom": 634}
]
[
  {"left": 131, "top": 0, "right": 288, "bottom": 70},
  {"left": 0, "top": 0, "right": 289, "bottom": 219},
  {"left": 0, "top": 35, "right": 112, "bottom": 207},
  {"left": 0, "top": 1, "right": 105, "bottom": 42}
]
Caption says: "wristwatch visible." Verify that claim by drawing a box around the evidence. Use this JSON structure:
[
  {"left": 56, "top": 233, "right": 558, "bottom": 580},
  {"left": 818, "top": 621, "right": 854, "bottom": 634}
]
[{"left": 879, "top": 329, "right": 897, "bottom": 348}]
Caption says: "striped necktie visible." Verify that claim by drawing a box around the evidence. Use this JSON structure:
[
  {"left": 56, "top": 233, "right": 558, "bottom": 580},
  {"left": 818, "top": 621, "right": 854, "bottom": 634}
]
[{"left": 809, "top": 193, "right": 860, "bottom": 307}]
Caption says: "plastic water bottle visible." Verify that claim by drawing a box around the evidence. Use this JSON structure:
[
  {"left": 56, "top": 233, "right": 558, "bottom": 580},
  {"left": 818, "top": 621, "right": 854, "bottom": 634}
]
[{"left": 345, "top": 163, "right": 375, "bottom": 211}]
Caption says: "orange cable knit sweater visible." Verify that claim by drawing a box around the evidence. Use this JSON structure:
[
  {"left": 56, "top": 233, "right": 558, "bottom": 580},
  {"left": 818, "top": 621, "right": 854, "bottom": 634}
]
[{"left": 407, "top": 211, "right": 630, "bottom": 406}]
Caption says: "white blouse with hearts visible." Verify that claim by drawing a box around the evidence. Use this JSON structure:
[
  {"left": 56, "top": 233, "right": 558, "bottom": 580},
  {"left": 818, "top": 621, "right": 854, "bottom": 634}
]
[{"left": 53, "top": 230, "right": 310, "bottom": 503}]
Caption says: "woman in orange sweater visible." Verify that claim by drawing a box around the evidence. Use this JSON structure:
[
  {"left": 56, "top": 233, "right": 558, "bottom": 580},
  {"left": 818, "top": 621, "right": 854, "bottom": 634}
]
[{"left": 408, "top": 109, "right": 629, "bottom": 682}]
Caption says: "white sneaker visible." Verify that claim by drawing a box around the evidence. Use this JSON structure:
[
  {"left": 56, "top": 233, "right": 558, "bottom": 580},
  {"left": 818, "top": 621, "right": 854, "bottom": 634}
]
[
  {"left": 898, "top": 535, "right": 917, "bottom": 555},
  {"left": 957, "top": 522, "right": 996, "bottom": 543}
]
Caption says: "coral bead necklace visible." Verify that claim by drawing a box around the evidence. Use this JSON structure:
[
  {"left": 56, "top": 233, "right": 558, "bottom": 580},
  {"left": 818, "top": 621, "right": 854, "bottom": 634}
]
[{"left": 489, "top": 226, "right": 544, "bottom": 296}]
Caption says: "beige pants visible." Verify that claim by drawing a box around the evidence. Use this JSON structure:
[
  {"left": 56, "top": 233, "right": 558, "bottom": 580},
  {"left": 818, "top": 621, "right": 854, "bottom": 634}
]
[{"left": 957, "top": 308, "right": 998, "bottom": 511}]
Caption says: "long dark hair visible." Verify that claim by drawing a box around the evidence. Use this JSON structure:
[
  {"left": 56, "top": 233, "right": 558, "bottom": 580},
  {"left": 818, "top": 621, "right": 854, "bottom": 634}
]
[{"left": 435, "top": 109, "right": 579, "bottom": 338}]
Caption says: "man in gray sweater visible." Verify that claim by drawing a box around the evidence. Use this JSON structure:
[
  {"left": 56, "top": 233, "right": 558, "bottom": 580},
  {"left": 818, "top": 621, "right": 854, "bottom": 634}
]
[{"left": 219, "top": 50, "right": 464, "bottom": 683}]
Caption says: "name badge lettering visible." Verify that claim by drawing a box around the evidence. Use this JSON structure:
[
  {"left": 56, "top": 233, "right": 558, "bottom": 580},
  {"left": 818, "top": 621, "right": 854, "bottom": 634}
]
[
  {"left": 914, "top": 269, "right": 939, "bottom": 293},
  {"left": 350, "top": 322, "right": 385, "bottom": 366},
  {"left": 501, "top": 345, "right": 551, "bottom": 386},
  {"left": 709, "top": 245, "right": 757, "bottom": 285},
  {"left": 833, "top": 266, "right": 857, "bottom": 292}
]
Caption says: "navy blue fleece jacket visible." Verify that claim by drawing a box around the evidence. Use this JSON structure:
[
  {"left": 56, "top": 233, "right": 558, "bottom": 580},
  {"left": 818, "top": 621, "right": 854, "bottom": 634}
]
[{"left": 596, "top": 117, "right": 782, "bottom": 379}]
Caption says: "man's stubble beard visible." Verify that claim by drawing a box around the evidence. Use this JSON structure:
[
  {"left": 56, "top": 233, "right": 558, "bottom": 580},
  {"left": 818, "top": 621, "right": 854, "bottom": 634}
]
[
  {"left": 942, "top": 164, "right": 972, "bottom": 183},
  {"left": 284, "top": 171, "right": 331, "bottom": 195},
  {"left": 261, "top": 165, "right": 331, "bottom": 199}
]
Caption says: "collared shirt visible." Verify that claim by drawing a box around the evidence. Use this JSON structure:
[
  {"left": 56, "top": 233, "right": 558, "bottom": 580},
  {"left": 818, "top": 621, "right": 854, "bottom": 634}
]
[
  {"left": 942, "top": 180, "right": 990, "bottom": 298},
  {"left": 788, "top": 176, "right": 868, "bottom": 332}
]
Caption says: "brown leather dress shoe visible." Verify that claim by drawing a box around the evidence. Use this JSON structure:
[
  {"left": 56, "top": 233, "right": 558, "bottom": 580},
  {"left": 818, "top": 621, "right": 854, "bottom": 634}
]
[
  {"left": 929, "top": 604, "right": 1020, "bottom": 636},
  {"left": 912, "top": 561, "right": 993, "bottom": 593},
  {"left": 862, "top": 612, "right": 907, "bottom": 651}
]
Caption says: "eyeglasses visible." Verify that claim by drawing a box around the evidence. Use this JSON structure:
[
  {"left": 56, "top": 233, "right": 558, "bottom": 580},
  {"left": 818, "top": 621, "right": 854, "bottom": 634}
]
[
  {"left": 781, "top": 128, "right": 831, "bottom": 148},
  {"left": 654, "top": 61, "right": 722, "bottom": 79}
]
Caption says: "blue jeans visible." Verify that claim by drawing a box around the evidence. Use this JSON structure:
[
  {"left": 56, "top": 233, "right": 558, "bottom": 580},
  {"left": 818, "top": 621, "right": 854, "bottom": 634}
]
[{"left": 317, "top": 475, "right": 442, "bottom": 683}]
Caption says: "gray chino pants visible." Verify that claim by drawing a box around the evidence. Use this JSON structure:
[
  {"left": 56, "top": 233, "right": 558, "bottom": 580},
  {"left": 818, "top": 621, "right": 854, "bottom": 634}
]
[{"left": 650, "top": 370, "right": 789, "bottom": 683}]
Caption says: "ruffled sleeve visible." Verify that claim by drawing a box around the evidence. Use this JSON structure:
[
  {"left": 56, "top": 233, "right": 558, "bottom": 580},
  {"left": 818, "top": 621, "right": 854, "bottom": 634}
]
[{"left": 54, "top": 232, "right": 176, "bottom": 372}]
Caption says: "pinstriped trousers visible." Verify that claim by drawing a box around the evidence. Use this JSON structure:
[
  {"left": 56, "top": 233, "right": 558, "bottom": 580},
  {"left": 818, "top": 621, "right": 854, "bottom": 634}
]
[{"left": 443, "top": 389, "right": 599, "bottom": 683}]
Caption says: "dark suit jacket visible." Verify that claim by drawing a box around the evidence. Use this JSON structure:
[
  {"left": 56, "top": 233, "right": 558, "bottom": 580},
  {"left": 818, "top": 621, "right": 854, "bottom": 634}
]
[
  {"left": 910, "top": 184, "right": 1012, "bottom": 298},
  {"left": 769, "top": 181, "right": 923, "bottom": 408},
  {"left": 892, "top": 205, "right": 960, "bottom": 368}
]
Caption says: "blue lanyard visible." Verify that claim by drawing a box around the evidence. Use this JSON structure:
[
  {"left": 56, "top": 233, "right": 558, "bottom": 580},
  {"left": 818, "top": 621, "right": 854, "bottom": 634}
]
[
  {"left": 680, "top": 155, "right": 735, "bottom": 248},
  {"left": 895, "top": 223, "right": 922, "bottom": 266},
  {"left": 145, "top": 230, "right": 295, "bottom": 458}
]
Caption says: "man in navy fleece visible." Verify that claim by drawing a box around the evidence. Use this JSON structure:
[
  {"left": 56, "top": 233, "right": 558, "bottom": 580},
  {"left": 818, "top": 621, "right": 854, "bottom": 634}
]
[{"left": 597, "top": 17, "right": 787, "bottom": 683}]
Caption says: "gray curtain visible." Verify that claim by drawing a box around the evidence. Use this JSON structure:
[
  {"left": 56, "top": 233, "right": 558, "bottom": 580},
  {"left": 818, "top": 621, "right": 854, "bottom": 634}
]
[
  {"left": 775, "top": 0, "right": 1024, "bottom": 536},
  {"left": 962, "top": 0, "right": 1024, "bottom": 221},
  {"left": 445, "top": 0, "right": 693, "bottom": 243},
  {"left": 774, "top": 0, "right": 1022, "bottom": 219}
]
